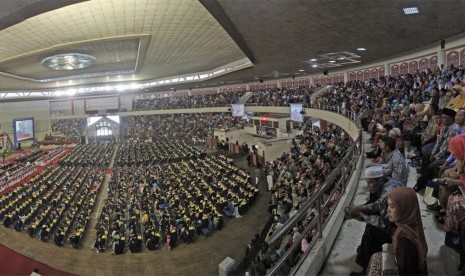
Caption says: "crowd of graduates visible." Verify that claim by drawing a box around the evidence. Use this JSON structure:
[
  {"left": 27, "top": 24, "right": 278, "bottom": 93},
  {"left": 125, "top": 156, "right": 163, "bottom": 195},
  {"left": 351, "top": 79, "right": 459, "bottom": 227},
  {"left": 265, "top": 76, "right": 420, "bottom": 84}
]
[
  {"left": 58, "top": 144, "right": 113, "bottom": 168},
  {"left": 0, "top": 136, "right": 259, "bottom": 255},
  {"left": 93, "top": 141, "right": 258, "bottom": 254},
  {"left": 114, "top": 141, "right": 199, "bottom": 167},
  {"left": 0, "top": 144, "right": 111, "bottom": 249}
]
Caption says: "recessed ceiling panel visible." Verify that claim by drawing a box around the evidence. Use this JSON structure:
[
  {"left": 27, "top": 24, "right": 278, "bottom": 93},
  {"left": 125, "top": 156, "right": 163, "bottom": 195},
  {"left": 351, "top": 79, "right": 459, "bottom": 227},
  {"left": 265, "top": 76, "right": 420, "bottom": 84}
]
[{"left": 0, "top": 37, "right": 144, "bottom": 82}]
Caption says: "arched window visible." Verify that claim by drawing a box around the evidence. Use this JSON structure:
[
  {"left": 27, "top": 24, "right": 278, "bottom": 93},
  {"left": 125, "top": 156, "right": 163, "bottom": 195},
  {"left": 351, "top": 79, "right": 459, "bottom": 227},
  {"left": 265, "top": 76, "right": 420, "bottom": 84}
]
[{"left": 96, "top": 127, "right": 112, "bottom": 136}]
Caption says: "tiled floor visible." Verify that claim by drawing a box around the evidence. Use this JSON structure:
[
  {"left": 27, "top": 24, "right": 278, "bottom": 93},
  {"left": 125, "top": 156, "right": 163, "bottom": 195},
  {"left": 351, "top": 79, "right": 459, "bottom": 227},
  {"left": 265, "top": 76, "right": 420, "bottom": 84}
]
[{"left": 320, "top": 135, "right": 461, "bottom": 275}]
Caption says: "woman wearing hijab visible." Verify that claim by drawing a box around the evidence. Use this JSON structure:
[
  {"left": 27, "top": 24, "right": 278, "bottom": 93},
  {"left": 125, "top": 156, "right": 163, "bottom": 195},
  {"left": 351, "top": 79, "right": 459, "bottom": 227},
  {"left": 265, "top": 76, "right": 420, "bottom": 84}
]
[
  {"left": 387, "top": 187, "right": 428, "bottom": 275},
  {"left": 443, "top": 134, "right": 465, "bottom": 233}
]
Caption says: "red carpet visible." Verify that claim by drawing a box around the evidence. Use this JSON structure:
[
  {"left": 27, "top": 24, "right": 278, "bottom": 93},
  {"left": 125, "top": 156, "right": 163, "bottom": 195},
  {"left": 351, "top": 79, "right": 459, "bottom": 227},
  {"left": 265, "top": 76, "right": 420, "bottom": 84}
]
[{"left": 0, "top": 244, "right": 74, "bottom": 276}]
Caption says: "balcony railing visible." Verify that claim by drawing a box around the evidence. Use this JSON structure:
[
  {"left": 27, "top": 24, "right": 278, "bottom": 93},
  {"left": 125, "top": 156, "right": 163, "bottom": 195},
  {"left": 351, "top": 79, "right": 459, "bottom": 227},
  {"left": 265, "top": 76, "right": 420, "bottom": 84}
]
[{"left": 265, "top": 105, "right": 362, "bottom": 276}]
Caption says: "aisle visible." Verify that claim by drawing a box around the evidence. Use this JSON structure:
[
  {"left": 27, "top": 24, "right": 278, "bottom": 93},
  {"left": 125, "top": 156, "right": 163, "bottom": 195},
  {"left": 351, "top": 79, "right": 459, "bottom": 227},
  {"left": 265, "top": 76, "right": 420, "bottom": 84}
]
[
  {"left": 319, "top": 133, "right": 458, "bottom": 275},
  {"left": 82, "top": 144, "right": 119, "bottom": 248}
]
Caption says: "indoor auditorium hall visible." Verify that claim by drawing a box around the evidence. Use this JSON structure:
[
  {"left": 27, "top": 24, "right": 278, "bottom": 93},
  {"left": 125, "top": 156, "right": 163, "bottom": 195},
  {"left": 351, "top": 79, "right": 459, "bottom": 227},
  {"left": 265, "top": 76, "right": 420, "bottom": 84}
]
[{"left": 0, "top": 1, "right": 465, "bottom": 276}]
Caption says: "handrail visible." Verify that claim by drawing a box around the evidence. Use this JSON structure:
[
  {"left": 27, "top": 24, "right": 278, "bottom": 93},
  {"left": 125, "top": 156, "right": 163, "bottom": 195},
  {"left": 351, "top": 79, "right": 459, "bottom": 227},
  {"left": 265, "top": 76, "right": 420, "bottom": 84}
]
[
  {"left": 309, "top": 85, "right": 333, "bottom": 106},
  {"left": 258, "top": 137, "right": 293, "bottom": 146},
  {"left": 268, "top": 138, "right": 358, "bottom": 245},
  {"left": 265, "top": 104, "right": 362, "bottom": 276},
  {"left": 267, "top": 216, "right": 320, "bottom": 276}
]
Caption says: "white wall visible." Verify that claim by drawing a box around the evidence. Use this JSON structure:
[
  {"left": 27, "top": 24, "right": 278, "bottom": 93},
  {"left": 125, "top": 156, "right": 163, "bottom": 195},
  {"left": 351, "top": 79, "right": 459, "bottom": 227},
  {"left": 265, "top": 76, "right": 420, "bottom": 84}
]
[
  {"left": 73, "top": 99, "right": 86, "bottom": 115},
  {"left": 119, "top": 94, "right": 133, "bottom": 111}
]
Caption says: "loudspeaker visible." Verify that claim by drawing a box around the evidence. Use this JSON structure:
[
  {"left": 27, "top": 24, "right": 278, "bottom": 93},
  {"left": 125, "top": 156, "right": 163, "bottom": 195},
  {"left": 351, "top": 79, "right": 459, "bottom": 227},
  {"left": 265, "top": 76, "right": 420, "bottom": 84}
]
[
  {"left": 441, "top": 40, "right": 445, "bottom": 49},
  {"left": 323, "top": 70, "right": 329, "bottom": 76},
  {"left": 259, "top": 79, "right": 263, "bottom": 83},
  {"left": 80, "top": 136, "right": 86, "bottom": 145},
  {"left": 17, "top": 143, "right": 21, "bottom": 150}
]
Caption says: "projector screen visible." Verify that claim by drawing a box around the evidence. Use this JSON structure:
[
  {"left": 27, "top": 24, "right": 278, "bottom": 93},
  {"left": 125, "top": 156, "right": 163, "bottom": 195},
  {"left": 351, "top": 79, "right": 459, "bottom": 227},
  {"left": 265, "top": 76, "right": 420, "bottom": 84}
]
[
  {"left": 14, "top": 117, "right": 34, "bottom": 142},
  {"left": 290, "top": 104, "right": 303, "bottom": 122},
  {"left": 231, "top": 104, "right": 245, "bottom": 117}
]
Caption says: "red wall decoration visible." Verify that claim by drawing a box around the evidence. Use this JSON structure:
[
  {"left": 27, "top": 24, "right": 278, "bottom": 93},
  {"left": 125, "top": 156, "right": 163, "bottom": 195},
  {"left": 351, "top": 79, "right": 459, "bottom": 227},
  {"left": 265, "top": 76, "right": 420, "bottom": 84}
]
[
  {"left": 364, "top": 70, "right": 370, "bottom": 80},
  {"left": 460, "top": 48, "right": 465, "bottom": 67},
  {"left": 391, "top": 65, "right": 399, "bottom": 76},
  {"left": 348, "top": 66, "right": 383, "bottom": 81},
  {"left": 447, "top": 50, "right": 459, "bottom": 67},
  {"left": 419, "top": 58, "right": 428, "bottom": 70},
  {"left": 400, "top": 62, "right": 408, "bottom": 74},
  {"left": 349, "top": 72, "right": 356, "bottom": 81},
  {"left": 408, "top": 61, "right": 418, "bottom": 73},
  {"left": 430, "top": 56, "right": 438, "bottom": 69}
]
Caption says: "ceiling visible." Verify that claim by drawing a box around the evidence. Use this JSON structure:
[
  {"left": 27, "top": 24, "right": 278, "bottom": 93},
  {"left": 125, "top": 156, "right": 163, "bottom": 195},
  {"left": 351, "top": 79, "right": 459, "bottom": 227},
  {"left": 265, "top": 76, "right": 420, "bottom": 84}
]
[{"left": 0, "top": 0, "right": 465, "bottom": 98}]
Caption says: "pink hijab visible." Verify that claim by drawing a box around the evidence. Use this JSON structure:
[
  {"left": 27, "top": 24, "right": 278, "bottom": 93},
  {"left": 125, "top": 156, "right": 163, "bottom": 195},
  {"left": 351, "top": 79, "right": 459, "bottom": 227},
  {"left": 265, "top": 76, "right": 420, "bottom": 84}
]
[{"left": 449, "top": 134, "right": 465, "bottom": 160}]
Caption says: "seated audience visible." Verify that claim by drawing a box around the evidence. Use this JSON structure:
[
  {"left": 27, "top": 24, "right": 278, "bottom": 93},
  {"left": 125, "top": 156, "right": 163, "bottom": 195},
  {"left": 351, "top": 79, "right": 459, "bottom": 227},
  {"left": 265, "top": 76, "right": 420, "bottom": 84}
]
[
  {"left": 415, "top": 108, "right": 457, "bottom": 191},
  {"left": 132, "top": 90, "right": 243, "bottom": 110},
  {"left": 51, "top": 118, "right": 87, "bottom": 143}
]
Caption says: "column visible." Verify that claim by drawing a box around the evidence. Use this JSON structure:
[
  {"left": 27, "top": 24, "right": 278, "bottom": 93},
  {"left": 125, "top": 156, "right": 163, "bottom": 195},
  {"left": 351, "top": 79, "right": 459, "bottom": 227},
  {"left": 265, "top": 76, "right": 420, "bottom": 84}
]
[{"left": 437, "top": 45, "right": 446, "bottom": 68}]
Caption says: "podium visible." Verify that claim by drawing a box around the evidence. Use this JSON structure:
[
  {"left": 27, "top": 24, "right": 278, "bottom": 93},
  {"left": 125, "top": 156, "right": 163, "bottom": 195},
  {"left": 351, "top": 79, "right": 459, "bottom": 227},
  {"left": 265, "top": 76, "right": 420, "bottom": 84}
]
[{"left": 218, "top": 257, "right": 235, "bottom": 276}]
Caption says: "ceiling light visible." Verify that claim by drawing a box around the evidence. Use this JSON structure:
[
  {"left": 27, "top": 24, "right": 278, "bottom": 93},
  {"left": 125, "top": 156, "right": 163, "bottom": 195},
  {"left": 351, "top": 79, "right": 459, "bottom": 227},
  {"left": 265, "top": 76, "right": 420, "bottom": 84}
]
[
  {"left": 337, "top": 57, "right": 345, "bottom": 60},
  {"left": 299, "top": 69, "right": 305, "bottom": 72},
  {"left": 329, "top": 60, "right": 336, "bottom": 63},
  {"left": 41, "top": 53, "right": 96, "bottom": 71},
  {"left": 403, "top": 7, "right": 419, "bottom": 15},
  {"left": 311, "top": 65, "right": 318, "bottom": 68},
  {"left": 357, "top": 47, "right": 366, "bottom": 51},
  {"left": 310, "top": 58, "right": 317, "bottom": 62}
]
